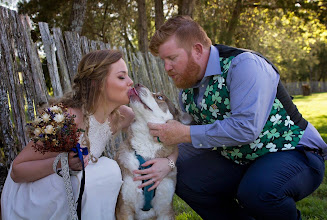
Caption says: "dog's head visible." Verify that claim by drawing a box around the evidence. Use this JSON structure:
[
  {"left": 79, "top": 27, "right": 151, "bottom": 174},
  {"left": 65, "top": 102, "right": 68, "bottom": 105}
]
[{"left": 128, "top": 84, "right": 189, "bottom": 124}]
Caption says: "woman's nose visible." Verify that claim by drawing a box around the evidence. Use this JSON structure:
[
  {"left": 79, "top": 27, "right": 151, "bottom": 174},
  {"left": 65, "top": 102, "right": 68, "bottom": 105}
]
[{"left": 128, "top": 76, "right": 133, "bottom": 86}]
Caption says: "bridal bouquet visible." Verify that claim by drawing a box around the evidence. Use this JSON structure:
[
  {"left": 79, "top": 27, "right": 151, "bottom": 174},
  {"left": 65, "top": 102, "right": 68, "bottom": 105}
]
[{"left": 26, "top": 104, "right": 84, "bottom": 154}]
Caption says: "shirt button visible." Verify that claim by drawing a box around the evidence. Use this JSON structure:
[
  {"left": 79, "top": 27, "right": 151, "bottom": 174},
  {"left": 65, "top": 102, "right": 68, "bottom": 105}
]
[
  {"left": 201, "top": 84, "right": 204, "bottom": 87},
  {"left": 199, "top": 144, "right": 203, "bottom": 147}
]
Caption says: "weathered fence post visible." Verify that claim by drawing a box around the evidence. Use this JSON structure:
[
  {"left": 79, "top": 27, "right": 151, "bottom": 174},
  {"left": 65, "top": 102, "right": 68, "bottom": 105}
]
[
  {"left": 20, "top": 15, "right": 49, "bottom": 106},
  {"left": 0, "top": 51, "right": 17, "bottom": 170},
  {"left": 64, "top": 31, "right": 83, "bottom": 79},
  {"left": 53, "top": 27, "right": 72, "bottom": 93},
  {"left": 0, "top": 7, "right": 28, "bottom": 151},
  {"left": 39, "top": 22, "right": 64, "bottom": 97}
]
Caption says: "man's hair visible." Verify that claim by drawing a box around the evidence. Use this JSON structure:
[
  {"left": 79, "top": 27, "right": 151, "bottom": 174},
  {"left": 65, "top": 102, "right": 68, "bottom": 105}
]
[{"left": 149, "top": 15, "right": 212, "bottom": 55}]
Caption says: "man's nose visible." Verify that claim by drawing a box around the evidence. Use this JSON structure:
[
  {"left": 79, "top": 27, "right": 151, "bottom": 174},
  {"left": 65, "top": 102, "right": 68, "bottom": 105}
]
[{"left": 164, "top": 62, "right": 172, "bottom": 72}]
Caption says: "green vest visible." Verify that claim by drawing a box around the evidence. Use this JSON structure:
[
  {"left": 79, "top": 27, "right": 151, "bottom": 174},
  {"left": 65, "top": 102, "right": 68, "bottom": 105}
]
[{"left": 182, "top": 46, "right": 305, "bottom": 165}]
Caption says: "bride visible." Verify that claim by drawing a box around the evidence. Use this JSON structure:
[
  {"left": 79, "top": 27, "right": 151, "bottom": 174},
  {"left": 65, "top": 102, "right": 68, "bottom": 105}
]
[{"left": 1, "top": 49, "right": 134, "bottom": 219}]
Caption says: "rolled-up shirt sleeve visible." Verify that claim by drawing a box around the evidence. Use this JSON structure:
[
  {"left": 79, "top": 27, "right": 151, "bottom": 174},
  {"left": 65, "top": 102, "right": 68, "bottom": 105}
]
[{"left": 190, "top": 52, "right": 280, "bottom": 148}]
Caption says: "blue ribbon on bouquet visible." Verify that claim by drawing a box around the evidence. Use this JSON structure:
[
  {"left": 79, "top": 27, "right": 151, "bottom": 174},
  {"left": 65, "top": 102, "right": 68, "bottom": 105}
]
[{"left": 71, "top": 143, "right": 88, "bottom": 220}]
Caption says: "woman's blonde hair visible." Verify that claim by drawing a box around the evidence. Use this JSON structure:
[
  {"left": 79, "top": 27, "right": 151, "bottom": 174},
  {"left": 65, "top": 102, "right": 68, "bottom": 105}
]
[
  {"left": 56, "top": 49, "right": 123, "bottom": 161},
  {"left": 149, "top": 15, "right": 212, "bottom": 55}
]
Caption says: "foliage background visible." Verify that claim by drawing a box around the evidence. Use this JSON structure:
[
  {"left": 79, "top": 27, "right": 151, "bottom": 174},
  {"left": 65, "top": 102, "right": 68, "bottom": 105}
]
[{"left": 0, "top": 0, "right": 326, "bottom": 83}]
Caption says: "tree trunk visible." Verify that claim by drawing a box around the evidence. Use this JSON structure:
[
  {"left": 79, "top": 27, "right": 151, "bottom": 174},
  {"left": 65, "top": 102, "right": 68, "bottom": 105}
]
[
  {"left": 69, "top": 0, "right": 87, "bottom": 34},
  {"left": 222, "top": 0, "right": 244, "bottom": 45},
  {"left": 154, "top": 0, "right": 164, "bottom": 30},
  {"left": 178, "top": 0, "right": 196, "bottom": 18},
  {"left": 137, "top": 0, "right": 148, "bottom": 53}
]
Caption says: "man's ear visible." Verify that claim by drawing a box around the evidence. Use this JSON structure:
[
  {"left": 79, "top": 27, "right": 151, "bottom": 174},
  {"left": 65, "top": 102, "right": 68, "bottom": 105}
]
[{"left": 192, "top": 43, "right": 204, "bottom": 59}]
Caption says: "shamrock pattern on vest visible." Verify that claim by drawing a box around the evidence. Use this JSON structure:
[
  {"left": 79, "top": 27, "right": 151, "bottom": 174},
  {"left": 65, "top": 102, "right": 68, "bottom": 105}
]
[{"left": 182, "top": 56, "right": 305, "bottom": 165}]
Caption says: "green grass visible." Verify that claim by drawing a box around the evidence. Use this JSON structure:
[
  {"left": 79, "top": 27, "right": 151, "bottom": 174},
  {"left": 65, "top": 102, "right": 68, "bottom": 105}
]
[
  {"left": 293, "top": 93, "right": 327, "bottom": 220},
  {"left": 173, "top": 92, "right": 327, "bottom": 220}
]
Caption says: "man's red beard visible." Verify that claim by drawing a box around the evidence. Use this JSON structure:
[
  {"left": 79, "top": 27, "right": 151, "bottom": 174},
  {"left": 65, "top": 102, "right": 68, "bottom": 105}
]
[{"left": 168, "top": 56, "right": 201, "bottom": 89}]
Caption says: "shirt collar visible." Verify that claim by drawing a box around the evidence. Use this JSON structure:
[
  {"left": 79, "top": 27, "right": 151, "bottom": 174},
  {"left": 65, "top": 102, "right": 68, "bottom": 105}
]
[{"left": 204, "top": 45, "right": 221, "bottom": 77}]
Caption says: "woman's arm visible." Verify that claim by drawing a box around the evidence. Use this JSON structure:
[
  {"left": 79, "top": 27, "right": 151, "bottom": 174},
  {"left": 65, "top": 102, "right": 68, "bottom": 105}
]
[
  {"left": 11, "top": 142, "right": 60, "bottom": 183},
  {"left": 11, "top": 142, "right": 86, "bottom": 183},
  {"left": 133, "top": 146, "right": 179, "bottom": 191},
  {"left": 167, "top": 146, "right": 178, "bottom": 165}
]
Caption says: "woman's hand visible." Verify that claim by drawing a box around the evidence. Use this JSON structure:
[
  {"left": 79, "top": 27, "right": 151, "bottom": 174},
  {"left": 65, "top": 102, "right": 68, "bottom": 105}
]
[
  {"left": 68, "top": 152, "right": 89, "bottom": 171},
  {"left": 133, "top": 157, "right": 173, "bottom": 191}
]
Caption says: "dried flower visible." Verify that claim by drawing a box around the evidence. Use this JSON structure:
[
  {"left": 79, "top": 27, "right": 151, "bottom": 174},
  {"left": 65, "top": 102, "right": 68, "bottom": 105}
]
[
  {"left": 34, "top": 128, "right": 42, "bottom": 136},
  {"left": 54, "top": 114, "right": 65, "bottom": 123},
  {"left": 34, "top": 117, "right": 42, "bottom": 124},
  {"left": 49, "top": 105, "right": 60, "bottom": 113},
  {"left": 45, "top": 125, "right": 54, "bottom": 134},
  {"left": 42, "top": 114, "right": 50, "bottom": 122}
]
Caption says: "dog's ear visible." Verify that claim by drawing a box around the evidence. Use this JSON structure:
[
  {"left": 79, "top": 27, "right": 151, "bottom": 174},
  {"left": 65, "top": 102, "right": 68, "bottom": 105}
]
[
  {"left": 178, "top": 111, "right": 193, "bottom": 125},
  {"left": 165, "top": 98, "right": 193, "bottom": 125},
  {"left": 164, "top": 97, "right": 179, "bottom": 119}
]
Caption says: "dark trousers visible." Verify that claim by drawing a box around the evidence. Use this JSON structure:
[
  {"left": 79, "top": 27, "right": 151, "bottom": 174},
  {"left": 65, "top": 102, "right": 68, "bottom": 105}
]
[{"left": 175, "top": 144, "right": 325, "bottom": 220}]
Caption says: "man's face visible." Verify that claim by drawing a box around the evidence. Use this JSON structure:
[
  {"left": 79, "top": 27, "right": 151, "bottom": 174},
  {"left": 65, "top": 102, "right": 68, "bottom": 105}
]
[{"left": 158, "top": 35, "right": 201, "bottom": 89}]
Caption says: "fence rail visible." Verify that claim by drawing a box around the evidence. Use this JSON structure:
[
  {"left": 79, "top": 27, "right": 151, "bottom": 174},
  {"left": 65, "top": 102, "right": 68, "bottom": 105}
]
[
  {"left": 0, "top": 6, "right": 327, "bottom": 193},
  {"left": 283, "top": 81, "right": 327, "bottom": 96}
]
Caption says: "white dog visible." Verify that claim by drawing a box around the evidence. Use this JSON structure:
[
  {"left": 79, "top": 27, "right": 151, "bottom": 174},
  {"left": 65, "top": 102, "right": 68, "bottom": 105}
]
[{"left": 115, "top": 84, "right": 190, "bottom": 220}]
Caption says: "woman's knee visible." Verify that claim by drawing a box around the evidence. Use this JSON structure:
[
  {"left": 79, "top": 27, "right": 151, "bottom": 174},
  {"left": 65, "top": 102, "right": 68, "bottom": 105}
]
[
  {"left": 105, "top": 158, "right": 122, "bottom": 180},
  {"left": 94, "top": 157, "right": 122, "bottom": 184}
]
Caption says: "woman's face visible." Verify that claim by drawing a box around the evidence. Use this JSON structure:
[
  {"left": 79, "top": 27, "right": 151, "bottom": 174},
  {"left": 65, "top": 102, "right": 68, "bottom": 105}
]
[{"left": 105, "top": 58, "right": 133, "bottom": 107}]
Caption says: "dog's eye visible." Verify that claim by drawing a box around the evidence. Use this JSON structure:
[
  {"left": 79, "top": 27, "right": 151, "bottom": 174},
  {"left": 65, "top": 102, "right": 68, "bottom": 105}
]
[{"left": 156, "top": 95, "right": 164, "bottom": 100}]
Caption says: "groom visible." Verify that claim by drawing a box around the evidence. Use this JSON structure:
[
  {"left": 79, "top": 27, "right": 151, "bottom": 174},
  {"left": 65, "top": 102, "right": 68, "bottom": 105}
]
[{"left": 147, "top": 15, "right": 326, "bottom": 220}]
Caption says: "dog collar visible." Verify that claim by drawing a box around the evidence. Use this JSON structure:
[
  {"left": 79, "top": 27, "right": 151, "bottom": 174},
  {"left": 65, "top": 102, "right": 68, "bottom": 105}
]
[{"left": 135, "top": 152, "right": 156, "bottom": 211}]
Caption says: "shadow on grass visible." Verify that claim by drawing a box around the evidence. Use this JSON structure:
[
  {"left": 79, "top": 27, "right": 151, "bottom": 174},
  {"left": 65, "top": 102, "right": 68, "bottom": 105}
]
[{"left": 292, "top": 95, "right": 310, "bottom": 100}]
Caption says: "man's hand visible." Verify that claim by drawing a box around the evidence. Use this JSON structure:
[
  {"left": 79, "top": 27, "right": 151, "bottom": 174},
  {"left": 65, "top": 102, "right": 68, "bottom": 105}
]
[{"left": 148, "top": 120, "right": 191, "bottom": 145}]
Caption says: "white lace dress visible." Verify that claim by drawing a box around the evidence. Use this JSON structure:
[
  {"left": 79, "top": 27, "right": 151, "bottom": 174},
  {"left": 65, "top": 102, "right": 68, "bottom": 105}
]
[{"left": 1, "top": 115, "right": 122, "bottom": 220}]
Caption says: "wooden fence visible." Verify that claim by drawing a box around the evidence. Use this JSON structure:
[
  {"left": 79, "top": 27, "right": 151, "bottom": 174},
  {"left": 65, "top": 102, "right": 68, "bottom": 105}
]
[
  {"left": 283, "top": 81, "right": 327, "bottom": 96},
  {"left": 0, "top": 6, "right": 179, "bottom": 193}
]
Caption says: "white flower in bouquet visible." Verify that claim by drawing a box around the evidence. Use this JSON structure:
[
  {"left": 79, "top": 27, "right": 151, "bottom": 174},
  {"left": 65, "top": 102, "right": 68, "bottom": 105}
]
[
  {"left": 34, "top": 117, "right": 42, "bottom": 124},
  {"left": 34, "top": 128, "right": 42, "bottom": 136},
  {"left": 50, "top": 105, "right": 61, "bottom": 113},
  {"left": 45, "top": 125, "right": 54, "bottom": 134},
  {"left": 42, "top": 114, "right": 50, "bottom": 122},
  {"left": 54, "top": 114, "right": 65, "bottom": 123}
]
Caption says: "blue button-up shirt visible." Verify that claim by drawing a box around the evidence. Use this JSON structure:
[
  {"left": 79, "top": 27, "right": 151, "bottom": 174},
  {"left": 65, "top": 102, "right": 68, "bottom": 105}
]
[{"left": 179, "top": 45, "right": 327, "bottom": 159}]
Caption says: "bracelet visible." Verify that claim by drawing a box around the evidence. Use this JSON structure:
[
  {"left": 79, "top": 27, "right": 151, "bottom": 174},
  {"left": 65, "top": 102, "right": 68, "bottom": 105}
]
[{"left": 167, "top": 157, "right": 175, "bottom": 169}]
